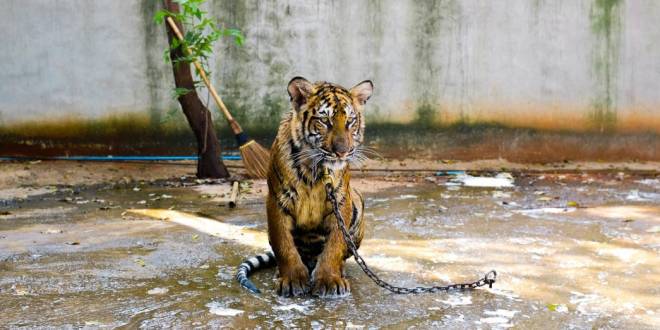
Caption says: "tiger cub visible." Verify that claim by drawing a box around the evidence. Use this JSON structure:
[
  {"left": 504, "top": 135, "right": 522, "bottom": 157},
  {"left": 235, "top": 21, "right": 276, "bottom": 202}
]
[{"left": 236, "top": 77, "right": 373, "bottom": 297}]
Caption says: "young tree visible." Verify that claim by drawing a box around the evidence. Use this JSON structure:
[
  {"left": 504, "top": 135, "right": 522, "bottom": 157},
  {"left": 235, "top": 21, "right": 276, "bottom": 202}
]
[{"left": 157, "top": 0, "right": 241, "bottom": 178}]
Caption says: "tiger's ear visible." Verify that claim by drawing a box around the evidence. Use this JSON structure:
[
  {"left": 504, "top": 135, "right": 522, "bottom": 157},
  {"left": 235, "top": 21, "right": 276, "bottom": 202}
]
[
  {"left": 287, "top": 76, "right": 313, "bottom": 111},
  {"left": 350, "top": 80, "right": 373, "bottom": 105}
]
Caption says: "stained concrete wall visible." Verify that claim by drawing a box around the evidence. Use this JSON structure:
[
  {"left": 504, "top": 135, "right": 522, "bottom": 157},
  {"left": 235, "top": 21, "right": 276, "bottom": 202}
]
[{"left": 0, "top": 0, "right": 659, "bottom": 134}]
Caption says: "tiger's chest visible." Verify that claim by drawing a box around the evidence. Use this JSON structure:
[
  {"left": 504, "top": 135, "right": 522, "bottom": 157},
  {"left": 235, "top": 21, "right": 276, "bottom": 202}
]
[{"left": 290, "top": 182, "right": 329, "bottom": 231}]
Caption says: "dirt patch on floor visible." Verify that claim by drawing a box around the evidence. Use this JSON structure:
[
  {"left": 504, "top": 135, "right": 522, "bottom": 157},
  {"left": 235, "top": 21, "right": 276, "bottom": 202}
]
[{"left": 1, "top": 158, "right": 658, "bottom": 193}]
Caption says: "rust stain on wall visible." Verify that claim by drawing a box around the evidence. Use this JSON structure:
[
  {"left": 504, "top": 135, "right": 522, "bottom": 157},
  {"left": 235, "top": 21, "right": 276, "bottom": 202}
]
[{"left": 391, "top": 102, "right": 660, "bottom": 134}]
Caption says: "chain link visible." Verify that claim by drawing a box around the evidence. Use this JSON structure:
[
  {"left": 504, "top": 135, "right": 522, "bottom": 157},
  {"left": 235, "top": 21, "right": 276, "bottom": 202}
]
[{"left": 325, "top": 183, "right": 497, "bottom": 294}]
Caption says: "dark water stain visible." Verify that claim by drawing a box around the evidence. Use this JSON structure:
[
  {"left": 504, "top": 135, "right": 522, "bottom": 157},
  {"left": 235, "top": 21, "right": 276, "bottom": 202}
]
[
  {"left": 408, "top": 1, "right": 457, "bottom": 125},
  {"left": 532, "top": 0, "right": 546, "bottom": 18},
  {"left": 259, "top": 94, "right": 287, "bottom": 131},
  {"left": 414, "top": 103, "right": 438, "bottom": 128},
  {"left": 362, "top": 0, "right": 386, "bottom": 123},
  {"left": 210, "top": 0, "right": 253, "bottom": 125},
  {"left": 589, "top": 0, "right": 623, "bottom": 132},
  {"left": 365, "top": 0, "right": 385, "bottom": 51},
  {"left": 259, "top": 1, "right": 292, "bottom": 128},
  {"left": 365, "top": 122, "right": 659, "bottom": 162},
  {"left": 1, "top": 116, "right": 659, "bottom": 161},
  {"left": 0, "top": 113, "right": 195, "bottom": 156},
  {"left": 139, "top": 0, "right": 168, "bottom": 129}
]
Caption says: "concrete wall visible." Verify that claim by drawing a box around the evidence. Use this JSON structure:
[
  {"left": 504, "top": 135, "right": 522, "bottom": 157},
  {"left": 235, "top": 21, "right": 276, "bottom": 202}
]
[
  {"left": 0, "top": 1, "right": 172, "bottom": 125},
  {"left": 0, "top": 1, "right": 658, "bottom": 146},
  {"left": 212, "top": 0, "right": 660, "bottom": 132}
]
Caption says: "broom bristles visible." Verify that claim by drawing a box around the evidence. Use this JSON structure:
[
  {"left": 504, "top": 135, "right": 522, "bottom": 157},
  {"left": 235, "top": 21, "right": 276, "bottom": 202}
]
[{"left": 239, "top": 140, "right": 270, "bottom": 179}]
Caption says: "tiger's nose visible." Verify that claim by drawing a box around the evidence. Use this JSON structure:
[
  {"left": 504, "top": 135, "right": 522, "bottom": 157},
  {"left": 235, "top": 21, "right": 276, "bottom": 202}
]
[
  {"left": 332, "top": 140, "right": 350, "bottom": 159},
  {"left": 335, "top": 150, "right": 349, "bottom": 158}
]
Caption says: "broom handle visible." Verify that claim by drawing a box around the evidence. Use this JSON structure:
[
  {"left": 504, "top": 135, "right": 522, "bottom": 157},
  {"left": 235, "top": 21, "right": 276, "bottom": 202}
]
[{"left": 166, "top": 16, "right": 243, "bottom": 135}]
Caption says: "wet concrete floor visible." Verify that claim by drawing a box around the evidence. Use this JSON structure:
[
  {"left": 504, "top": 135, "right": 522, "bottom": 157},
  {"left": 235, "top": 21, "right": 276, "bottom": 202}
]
[{"left": 1, "top": 170, "right": 659, "bottom": 328}]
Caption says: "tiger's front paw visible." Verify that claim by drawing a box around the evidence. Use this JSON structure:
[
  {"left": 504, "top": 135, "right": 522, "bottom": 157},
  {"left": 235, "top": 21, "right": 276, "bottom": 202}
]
[
  {"left": 311, "top": 272, "right": 351, "bottom": 297},
  {"left": 277, "top": 263, "right": 310, "bottom": 297}
]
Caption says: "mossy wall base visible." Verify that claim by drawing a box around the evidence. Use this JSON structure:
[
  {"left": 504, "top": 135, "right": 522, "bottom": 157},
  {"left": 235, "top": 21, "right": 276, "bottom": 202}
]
[{"left": 1, "top": 116, "right": 657, "bottom": 162}]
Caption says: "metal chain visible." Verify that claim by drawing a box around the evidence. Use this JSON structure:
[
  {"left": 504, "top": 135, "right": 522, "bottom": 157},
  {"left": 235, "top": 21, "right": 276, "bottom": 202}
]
[{"left": 325, "top": 183, "right": 497, "bottom": 294}]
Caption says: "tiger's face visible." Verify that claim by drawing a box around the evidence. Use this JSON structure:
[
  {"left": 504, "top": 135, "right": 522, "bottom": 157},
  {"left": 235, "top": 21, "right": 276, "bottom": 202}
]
[{"left": 287, "top": 77, "right": 373, "bottom": 171}]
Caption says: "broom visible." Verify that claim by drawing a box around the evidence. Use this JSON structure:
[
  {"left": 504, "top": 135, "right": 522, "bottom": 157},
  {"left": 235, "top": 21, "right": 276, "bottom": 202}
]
[{"left": 166, "top": 16, "right": 270, "bottom": 179}]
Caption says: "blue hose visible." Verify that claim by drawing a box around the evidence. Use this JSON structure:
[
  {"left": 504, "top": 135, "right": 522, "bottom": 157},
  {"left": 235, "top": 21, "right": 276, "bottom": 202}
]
[{"left": 0, "top": 155, "right": 242, "bottom": 162}]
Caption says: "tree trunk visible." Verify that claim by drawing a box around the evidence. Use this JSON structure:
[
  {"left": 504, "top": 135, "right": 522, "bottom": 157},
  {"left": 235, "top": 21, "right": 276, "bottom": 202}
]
[{"left": 162, "top": 0, "right": 229, "bottom": 178}]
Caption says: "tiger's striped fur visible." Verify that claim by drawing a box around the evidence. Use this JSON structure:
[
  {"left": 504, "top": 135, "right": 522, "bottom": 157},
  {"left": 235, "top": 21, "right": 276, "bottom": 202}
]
[{"left": 236, "top": 77, "right": 373, "bottom": 297}]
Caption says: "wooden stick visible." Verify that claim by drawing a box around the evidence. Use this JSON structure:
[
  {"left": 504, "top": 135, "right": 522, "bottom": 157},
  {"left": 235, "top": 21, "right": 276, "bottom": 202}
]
[
  {"left": 165, "top": 16, "right": 243, "bottom": 134},
  {"left": 228, "top": 181, "right": 239, "bottom": 208}
]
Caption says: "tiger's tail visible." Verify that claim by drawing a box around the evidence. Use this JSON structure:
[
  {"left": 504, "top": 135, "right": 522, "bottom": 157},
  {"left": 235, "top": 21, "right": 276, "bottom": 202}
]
[{"left": 235, "top": 251, "right": 276, "bottom": 293}]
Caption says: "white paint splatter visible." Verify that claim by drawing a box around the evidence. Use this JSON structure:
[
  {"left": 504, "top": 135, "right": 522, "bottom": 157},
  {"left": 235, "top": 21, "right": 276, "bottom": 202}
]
[
  {"left": 479, "top": 316, "right": 511, "bottom": 324},
  {"left": 484, "top": 309, "right": 518, "bottom": 318},
  {"left": 516, "top": 207, "right": 576, "bottom": 217},
  {"left": 273, "top": 304, "right": 307, "bottom": 313},
  {"left": 147, "top": 287, "right": 168, "bottom": 295},
  {"left": 570, "top": 291, "right": 605, "bottom": 317},
  {"left": 596, "top": 247, "right": 641, "bottom": 263},
  {"left": 435, "top": 295, "right": 472, "bottom": 307},
  {"left": 449, "top": 173, "right": 514, "bottom": 188},
  {"left": 636, "top": 179, "right": 660, "bottom": 188},
  {"left": 206, "top": 302, "right": 244, "bottom": 316},
  {"left": 396, "top": 194, "right": 417, "bottom": 200}
]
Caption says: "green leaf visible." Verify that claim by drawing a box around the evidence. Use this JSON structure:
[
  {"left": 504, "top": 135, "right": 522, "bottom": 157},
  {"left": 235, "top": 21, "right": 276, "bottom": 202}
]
[
  {"left": 172, "top": 87, "right": 193, "bottom": 99},
  {"left": 171, "top": 38, "right": 180, "bottom": 49},
  {"left": 153, "top": 10, "right": 168, "bottom": 24},
  {"left": 162, "top": 49, "right": 171, "bottom": 63},
  {"left": 161, "top": 0, "right": 244, "bottom": 98},
  {"left": 224, "top": 28, "right": 244, "bottom": 46}
]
